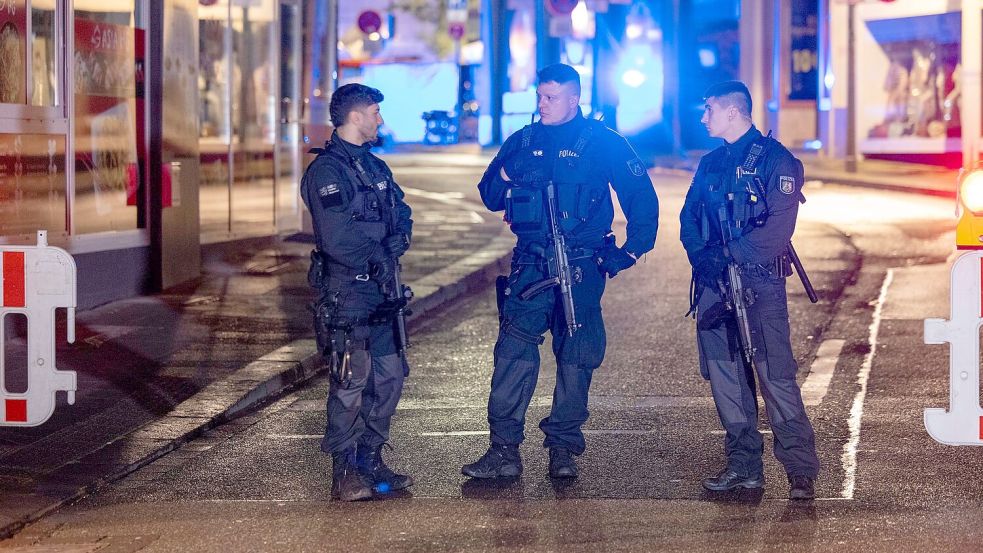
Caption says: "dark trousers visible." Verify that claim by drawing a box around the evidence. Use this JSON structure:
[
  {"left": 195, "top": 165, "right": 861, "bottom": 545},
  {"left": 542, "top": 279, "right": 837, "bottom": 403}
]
[
  {"left": 489, "top": 255, "right": 607, "bottom": 455},
  {"left": 318, "top": 281, "right": 406, "bottom": 454},
  {"left": 696, "top": 268, "right": 819, "bottom": 478}
]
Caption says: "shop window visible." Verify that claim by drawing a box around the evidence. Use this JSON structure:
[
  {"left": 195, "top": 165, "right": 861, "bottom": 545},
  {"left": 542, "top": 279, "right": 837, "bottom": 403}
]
[
  {"left": 31, "top": 0, "right": 58, "bottom": 106},
  {"left": 198, "top": 0, "right": 276, "bottom": 238},
  {"left": 856, "top": 6, "right": 962, "bottom": 163},
  {"left": 72, "top": 1, "right": 143, "bottom": 234},
  {"left": 0, "top": 0, "right": 27, "bottom": 105}
]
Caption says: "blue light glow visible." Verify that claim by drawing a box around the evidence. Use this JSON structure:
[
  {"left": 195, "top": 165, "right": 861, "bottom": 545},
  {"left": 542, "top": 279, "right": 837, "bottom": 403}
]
[
  {"left": 698, "top": 47, "right": 717, "bottom": 68},
  {"left": 615, "top": 42, "right": 664, "bottom": 134},
  {"left": 358, "top": 63, "right": 460, "bottom": 143}
]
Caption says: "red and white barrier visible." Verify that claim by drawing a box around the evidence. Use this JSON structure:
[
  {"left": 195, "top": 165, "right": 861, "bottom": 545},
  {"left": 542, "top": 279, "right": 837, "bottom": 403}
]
[
  {"left": 0, "top": 231, "right": 77, "bottom": 427},
  {"left": 925, "top": 250, "right": 983, "bottom": 445}
]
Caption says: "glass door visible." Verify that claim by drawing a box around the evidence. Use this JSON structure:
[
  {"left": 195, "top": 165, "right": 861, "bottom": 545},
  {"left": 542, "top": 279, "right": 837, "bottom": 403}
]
[{"left": 276, "top": 0, "right": 302, "bottom": 233}]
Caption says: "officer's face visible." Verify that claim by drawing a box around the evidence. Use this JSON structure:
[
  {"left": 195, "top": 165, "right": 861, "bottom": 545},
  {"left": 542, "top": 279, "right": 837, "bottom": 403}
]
[
  {"left": 701, "top": 97, "right": 735, "bottom": 140},
  {"left": 353, "top": 103, "right": 383, "bottom": 143},
  {"left": 536, "top": 81, "right": 580, "bottom": 126}
]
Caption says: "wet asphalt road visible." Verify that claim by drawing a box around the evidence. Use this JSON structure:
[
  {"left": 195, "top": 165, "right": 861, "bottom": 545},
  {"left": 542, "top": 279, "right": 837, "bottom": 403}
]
[{"left": 4, "top": 168, "right": 977, "bottom": 552}]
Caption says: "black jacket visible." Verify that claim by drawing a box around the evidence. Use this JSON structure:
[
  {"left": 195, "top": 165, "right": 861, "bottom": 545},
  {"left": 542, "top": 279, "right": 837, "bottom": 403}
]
[
  {"left": 478, "top": 111, "right": 659, "bottom": 255},
  {"left": 679, "top": 125, "right": 804, "bottom": 265},
  {"left": 300, "top": 132, "right": 413, "bottom": 271}
]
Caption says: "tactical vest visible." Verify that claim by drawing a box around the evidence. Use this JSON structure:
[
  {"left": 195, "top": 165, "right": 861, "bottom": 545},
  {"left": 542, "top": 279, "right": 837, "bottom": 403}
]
[
  {"left": 305, "top": 141, "right": 397, "bottom": 259},
  {"left": 699, "top": 137, "right": 774, "bottom": 245},
  {"left": 503, "top": 120, "right": 611, "bottom": 247}
]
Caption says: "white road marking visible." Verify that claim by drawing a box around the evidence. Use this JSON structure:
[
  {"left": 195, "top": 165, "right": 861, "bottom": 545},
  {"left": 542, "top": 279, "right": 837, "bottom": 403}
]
[
  {"left": 401, "top": 185, "right": 485, "bottom": 224},
  {"left": 841, "top": 269, "right": 894, "bottom": 500},
  {"left": 801, "top": 339, "right": 846, "bottom": 406}
]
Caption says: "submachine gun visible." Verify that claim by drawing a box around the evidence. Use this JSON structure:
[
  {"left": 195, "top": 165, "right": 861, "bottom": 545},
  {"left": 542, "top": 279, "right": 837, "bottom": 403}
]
[
  {"left": 705, "top": 168, "right": 819, "bottom": 368},
  {"left": 516, "top": 181, "right": 580, "bottom": 336},
  {"left": 386, "top": 262, "right": 413, "bottom": 357}
]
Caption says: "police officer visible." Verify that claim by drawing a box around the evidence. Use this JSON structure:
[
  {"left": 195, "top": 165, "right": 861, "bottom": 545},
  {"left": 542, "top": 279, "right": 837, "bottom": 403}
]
[
  {"left": 463, "top": 63, "right": 659, "bottom": 480},
  {"left": 300, "top": 84, "right": 414, "bottom": 501},
  {"left": 679, "top": 81, "right": 819, "bottom": 499}
]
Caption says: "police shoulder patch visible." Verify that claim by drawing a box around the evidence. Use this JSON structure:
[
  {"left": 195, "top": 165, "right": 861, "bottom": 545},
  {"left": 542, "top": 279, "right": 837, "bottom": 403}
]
[
  {"left": 627, "top": 158, "right": 645, "bottom": 177},
  {"left": 318, "top": 182, "right": 343, "bottom": 207},
  {"left": 779, "top": 175, "right": 795, "bottom": 195}
]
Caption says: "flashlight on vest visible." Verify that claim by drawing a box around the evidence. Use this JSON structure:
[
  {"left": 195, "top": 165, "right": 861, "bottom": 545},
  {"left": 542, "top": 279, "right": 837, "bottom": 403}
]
[{"left": 956, "top": 165, "right": 983, "bottom": 249}]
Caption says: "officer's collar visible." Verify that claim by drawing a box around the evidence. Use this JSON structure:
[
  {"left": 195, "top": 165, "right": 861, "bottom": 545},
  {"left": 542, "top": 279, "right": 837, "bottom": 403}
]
[
  {"left": 538, "top": 107, "right": 586, "bottom": 135},
  {"left": 330, "top": 130, "right": 373, "bottom": 155},
  {"left": 724, "top": 125, "right": 762, "bottom": 158}
]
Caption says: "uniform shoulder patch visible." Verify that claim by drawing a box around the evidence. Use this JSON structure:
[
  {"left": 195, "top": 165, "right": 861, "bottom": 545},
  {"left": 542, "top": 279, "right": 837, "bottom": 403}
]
[
  {"left": 779, "top": 175, "right": 795, "bottom": 195},
  {"left": 318, "top": 183, "right": 344, "bottom": 207},
  {"left": 627, "top": 158, "right": 645, "bottom": 177}
]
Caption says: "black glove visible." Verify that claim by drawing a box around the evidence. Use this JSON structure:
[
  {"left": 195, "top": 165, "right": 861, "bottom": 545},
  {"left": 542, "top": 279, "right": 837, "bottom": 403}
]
[
  {"left": 503, "top": 149, "right": 547, "bottom": 182},
  {"left": 383, "top": 233, "right": 410, "bottom": 258},
  {"left": 367, "top": 246, "right": 394, "bottom": 286},
  {"left": 597, "top": 245, "right": 636, "bottom": 278},
  {"left": 691, "top": 246, "right": 728, "bottom": 288}
]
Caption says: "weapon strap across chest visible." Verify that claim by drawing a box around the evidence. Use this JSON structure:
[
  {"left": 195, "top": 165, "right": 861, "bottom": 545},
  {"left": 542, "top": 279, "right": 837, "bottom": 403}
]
[
  {"left": 520, "top": 119, "right": 596, "bottom": 167},
  {"left": 334, "top": 140, "right": 397, "bottom": 233}
]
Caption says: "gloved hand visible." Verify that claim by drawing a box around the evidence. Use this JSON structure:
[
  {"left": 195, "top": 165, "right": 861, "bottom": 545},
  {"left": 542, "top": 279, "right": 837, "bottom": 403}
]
[
  {"left": 691, "top": 246, "right": 728, "bottom": 288},
  {"left": 367, "top": 246, "right": 394, "bottom": 286},
  {"left": 502, "top": 149, "right": 548, "bottom": 182},
  {"left": 596, "top": 245, "right": 636, "bottom": 278},
  {"left": 383, "top": 233, "right": 410, "bottom": 258}
]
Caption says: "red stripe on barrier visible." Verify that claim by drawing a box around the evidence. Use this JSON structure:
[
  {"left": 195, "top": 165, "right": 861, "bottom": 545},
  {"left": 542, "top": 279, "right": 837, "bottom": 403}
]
[
  {"left": 5, "top": 399, "right": 27, "bottom": 423},
  {"left": 2, "top": 251, "right": 25, "bottom": 307},
  {"left": 980, "top": 416, "right": 983, "bottom": 441}
]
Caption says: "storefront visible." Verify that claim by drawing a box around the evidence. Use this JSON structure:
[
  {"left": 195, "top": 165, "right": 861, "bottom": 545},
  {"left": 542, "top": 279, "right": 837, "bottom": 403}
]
[
  {"left": 0, "top": 0, "right": 311, "bottom": 308},
  {"left": 745, "top": 0, "right": 982, "bottom": 169},
  {"left": 847, "top": 0, "right": 980, "bottom": 168}
]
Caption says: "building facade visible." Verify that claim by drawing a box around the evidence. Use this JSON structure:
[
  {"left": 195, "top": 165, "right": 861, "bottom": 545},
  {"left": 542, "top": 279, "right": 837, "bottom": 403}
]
[
  {"left": 741, "top": 0, "right": 982, "bottom": 170},
  {"left": 0, "top": 0, "right": 330, "bottom": 308}
]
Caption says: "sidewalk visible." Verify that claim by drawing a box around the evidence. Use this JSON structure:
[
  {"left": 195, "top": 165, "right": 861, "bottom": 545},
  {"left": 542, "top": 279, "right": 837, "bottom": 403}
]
[{"left": 0, "top": 176, "right": 514, "bottom": 539}]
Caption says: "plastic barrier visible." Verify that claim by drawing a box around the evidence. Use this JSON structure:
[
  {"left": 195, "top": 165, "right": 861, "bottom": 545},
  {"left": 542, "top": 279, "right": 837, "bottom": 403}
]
[
  {"left": 0, "top": 231, "right": 77, "bottom": 426},
  {"left": 925, "top": 250, "right": 983, "bottom": 445}
]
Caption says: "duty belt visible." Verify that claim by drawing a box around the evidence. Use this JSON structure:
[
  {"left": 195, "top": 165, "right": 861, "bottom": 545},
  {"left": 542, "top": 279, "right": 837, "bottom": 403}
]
[
  {"left": 739, "top": 253, "right": 792, "bottom": 277},
  {"left": 325, "top": 261, "right": 371, "bottom": 282}
]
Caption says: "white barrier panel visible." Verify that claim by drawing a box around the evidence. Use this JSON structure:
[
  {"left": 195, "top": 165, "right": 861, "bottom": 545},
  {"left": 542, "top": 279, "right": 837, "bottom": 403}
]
[
  {"left": 925, "top": 250, "right": 983, "bottom": 445},
  {"left": 0, "top": 231, "right": 77, "bottom": 427}
]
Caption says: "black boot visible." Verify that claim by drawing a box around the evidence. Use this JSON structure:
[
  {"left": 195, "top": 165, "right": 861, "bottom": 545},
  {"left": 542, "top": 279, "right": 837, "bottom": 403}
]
[
  {"left": 331, "top": 447, "right": 372, "bottom": 501},
  {"left": 701, "top": 468, "right": 765, "bottom": 491},
  {"left": 548, "top": 447, "right": 578, "bottom": 479},
  {"left": 356, "top": 444, "right": 414, "bottom": 493},
  {"left": 788, "top": 474, "right": 815, "bottom": 500},
  {"left": 461, "top": 444, "right": 522, "bottom": 478}
]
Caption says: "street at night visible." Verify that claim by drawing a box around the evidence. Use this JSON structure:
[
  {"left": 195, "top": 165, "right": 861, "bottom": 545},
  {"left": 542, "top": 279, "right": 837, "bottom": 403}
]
[{"left": 2, "top": 161, "right": 974, "bottom": 552}]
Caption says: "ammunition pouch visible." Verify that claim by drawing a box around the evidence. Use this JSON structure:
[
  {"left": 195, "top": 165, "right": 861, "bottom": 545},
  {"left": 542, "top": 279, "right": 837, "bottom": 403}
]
[{"left": 504, "top": 186, "right": 545, "bottom": 233}]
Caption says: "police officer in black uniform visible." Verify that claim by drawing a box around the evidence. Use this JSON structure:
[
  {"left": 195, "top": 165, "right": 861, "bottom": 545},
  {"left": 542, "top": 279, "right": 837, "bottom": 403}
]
[
  {"left": 300, "top": 84, "right": 414, "bottom": 501},
  {"left": 462, "top": 63, "right": 659, "bottom": 480},
  {"left": 679, "top": 81, "right": 819, "bottom": 500}
]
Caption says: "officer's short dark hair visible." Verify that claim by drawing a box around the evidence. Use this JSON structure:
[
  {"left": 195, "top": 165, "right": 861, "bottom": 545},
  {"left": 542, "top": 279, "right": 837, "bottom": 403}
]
[
  {"left": 537, "top": 63, "right": 581, "bottom": 95},
  {"left": 329, "top": 83, "right": 384, "bottom": 127},
  {"left": 703, "top": 81, "right": 752, "bottom": 118}
]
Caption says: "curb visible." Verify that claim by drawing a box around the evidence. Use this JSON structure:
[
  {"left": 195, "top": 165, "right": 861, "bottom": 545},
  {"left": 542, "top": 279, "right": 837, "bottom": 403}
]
[
  {"left": 0, "top": 226, "right": 514, "bottom": 540},
  {"left": 804, "top": 168, "right": 955, "bottom": 199}
]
